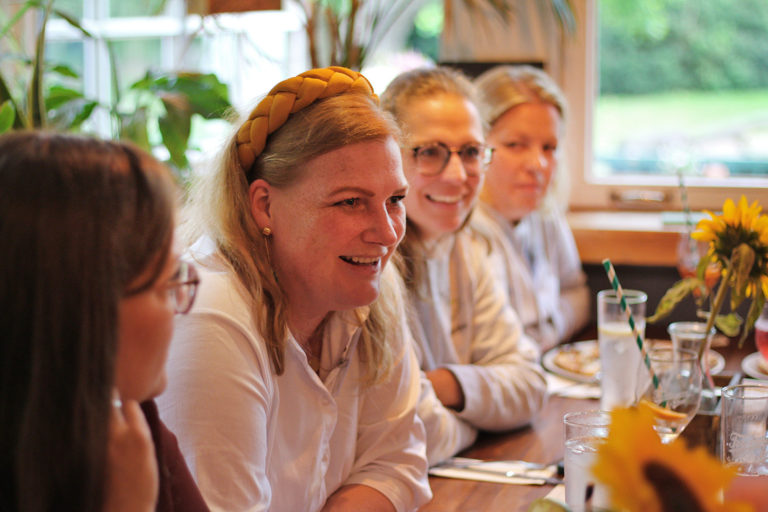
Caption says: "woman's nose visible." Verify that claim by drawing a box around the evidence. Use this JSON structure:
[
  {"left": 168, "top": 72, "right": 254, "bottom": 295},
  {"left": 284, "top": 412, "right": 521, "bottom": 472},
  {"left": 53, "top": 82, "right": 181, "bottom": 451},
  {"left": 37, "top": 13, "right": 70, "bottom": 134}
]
[
  {"left": 364, "top": 207, "right": 400, "bottom": 246},
  {"left": 440, "top": 152, "right": 469, "bottom": 182}
]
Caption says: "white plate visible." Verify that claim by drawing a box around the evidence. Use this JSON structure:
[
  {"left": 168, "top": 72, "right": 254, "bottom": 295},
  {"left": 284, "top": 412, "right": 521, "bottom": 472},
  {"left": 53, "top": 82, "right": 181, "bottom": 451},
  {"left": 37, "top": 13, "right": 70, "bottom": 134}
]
[
  {"left": 542, "top": 340, "right": 600, "bottom": 384},
  {"left": 741, "top": 352, "right": 768, "bottom": 380},
  {"left": 647, "top": 340, "right": 726, "bottom": 376},
  {"left": 542, "top": 339, "right": 726, "bottom": 383}
]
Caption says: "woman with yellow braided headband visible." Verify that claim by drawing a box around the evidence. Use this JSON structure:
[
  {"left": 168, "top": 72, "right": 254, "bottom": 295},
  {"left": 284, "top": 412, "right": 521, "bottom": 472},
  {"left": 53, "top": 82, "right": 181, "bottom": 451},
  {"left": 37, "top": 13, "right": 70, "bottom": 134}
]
[{"left": 158, "top": 66, "right": 431, "bottom": 512}]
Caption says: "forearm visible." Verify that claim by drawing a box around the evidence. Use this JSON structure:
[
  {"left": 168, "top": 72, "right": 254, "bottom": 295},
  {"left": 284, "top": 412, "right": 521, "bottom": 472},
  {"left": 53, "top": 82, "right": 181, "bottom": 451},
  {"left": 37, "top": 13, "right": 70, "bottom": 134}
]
[
  {"left": 426, "top": 367, "right": 465, "bottom": 410},
  {"left": 321, "top": 484, "right": 395, "bottom": 512}
]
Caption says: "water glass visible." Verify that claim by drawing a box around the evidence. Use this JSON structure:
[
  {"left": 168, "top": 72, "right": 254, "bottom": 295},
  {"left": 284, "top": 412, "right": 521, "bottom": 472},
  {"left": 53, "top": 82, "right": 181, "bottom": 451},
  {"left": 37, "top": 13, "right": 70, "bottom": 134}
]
[
  {"left": 597, "top": 289, "right": 647, "bottom": 410},
  {"left": 563, "top": 410, "right": 612, "bottom": 512},
  {"left": 721, "top": 384, "right": 768, "bottom": 476},
  {"left": 667, "top": 321, "right": 714, "bottom": 355},
  {"left": 636, "top": 347, "right": 702, "bottom": 444}
]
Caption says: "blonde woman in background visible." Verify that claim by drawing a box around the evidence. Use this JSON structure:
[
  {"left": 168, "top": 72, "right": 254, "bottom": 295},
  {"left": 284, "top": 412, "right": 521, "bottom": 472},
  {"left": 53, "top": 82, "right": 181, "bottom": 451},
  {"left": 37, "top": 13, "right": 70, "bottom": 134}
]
[
  {"left": 158, "top": 67, "right": 430, "bottom": 512},
  {"left": 381, "top": 67, "right": 547, "bottom": 466},
  {"left": 473, "top": 65, "right": 590, "bottom": 351}
]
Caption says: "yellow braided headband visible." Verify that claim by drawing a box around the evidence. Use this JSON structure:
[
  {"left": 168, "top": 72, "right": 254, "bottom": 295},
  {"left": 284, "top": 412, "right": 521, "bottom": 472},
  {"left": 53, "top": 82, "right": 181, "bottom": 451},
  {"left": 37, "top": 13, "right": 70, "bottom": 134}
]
[{"left": 236, "top": 66, "right": 378, "bottom": 174}]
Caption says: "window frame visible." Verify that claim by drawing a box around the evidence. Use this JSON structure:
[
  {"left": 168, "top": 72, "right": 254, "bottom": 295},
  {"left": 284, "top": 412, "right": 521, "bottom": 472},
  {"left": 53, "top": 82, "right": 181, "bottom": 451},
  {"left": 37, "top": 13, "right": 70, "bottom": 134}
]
[{"left": 563, "top": 0, "right": 768, "bottom": 212}]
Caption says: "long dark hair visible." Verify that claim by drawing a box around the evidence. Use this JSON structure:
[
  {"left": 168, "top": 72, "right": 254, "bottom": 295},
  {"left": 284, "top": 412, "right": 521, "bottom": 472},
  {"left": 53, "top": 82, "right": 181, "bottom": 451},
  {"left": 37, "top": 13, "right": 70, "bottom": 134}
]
[{"left": 0, "top": 131, "right": 176, "bottom": 512}]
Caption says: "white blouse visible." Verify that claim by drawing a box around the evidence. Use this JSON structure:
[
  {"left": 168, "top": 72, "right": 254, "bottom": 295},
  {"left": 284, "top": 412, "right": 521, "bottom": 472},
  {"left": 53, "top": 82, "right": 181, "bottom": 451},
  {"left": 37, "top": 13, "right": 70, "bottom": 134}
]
[
  {"left": 472, "top": 203, "right": 590, "bottom": 349},
  {"left": 407, "top": 230, "right": 548, "bottom": 465},
  {"left": 157, "top": 256, "right": 431, "bottom": 512}
]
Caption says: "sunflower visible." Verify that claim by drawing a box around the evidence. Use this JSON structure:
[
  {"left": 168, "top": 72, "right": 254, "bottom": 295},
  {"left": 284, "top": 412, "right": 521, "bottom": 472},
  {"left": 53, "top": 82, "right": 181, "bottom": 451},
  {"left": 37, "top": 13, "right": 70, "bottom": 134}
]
[
  {"left": 694, "top": 196, "right": 768, "bottom": 292},
  {"left": 649, "top": 196, "right": 768, "bottom": 348},
  {"left": 592, "top": 407, "right": 752, "bottom": 512}
]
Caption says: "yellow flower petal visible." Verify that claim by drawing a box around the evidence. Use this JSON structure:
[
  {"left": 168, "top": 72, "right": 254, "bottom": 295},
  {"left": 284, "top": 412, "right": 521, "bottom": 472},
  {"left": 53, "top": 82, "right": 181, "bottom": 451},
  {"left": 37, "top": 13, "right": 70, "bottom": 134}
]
[
  {"left": 593, "top": 407, "right": 752, "bottom": 512},
  {"left": 723, "top": 198, "right": 737, "bottom": 226}
]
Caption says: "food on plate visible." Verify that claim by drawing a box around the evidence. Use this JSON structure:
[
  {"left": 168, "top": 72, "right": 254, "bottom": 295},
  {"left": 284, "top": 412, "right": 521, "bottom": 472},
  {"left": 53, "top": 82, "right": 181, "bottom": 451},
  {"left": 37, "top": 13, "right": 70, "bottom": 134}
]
[
  {"left": 549, "top": 340, "right": 723, "bottom": 379},
  {"left": 552, "top": 343, "right": 600, "bottom": 377}
]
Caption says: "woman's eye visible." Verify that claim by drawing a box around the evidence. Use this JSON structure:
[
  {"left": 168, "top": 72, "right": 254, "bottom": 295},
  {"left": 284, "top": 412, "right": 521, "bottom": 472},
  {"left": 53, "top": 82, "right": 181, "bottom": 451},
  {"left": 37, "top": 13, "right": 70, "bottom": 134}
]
[
  {"left": 505, "top": 141, "right": 522, "bottom": 149},
  {"left": 544, "top": 144, "right": 558, "bottom": 152},
  {"left": 389, "top": 195, "right": 406, "bottom": 205},
  {"left": 336, "top": 198, "right": 359, "bottom": 207}
]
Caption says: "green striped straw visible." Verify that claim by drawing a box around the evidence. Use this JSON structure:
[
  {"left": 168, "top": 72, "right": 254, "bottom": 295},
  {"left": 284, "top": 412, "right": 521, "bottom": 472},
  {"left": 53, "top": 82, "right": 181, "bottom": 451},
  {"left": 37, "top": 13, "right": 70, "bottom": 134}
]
[{"left": 602, "top": 258, "right": 660, "bottom": 390}]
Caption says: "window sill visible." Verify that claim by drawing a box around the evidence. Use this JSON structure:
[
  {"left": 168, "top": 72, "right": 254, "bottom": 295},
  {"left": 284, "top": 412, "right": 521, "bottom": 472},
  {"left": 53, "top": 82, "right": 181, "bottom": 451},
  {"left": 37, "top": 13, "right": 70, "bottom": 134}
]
[{"left": 567, "top": 211, "right": 687, "bottom": 267}]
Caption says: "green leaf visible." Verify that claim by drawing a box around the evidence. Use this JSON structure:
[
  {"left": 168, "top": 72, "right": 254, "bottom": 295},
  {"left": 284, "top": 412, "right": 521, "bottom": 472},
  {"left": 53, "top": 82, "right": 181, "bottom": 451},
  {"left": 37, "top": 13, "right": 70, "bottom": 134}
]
[
  {"left": 714, "top": 312, "right": 742, "bottom": 337},
  {"left": 52, "top": 7, "right": 94, "bottom": 38},
  {"left": 730, "top": 243, "right": 755, "bottom": 310},
  {"left": 0, "top": 100, "right": 15, "bottom": 133},
  {"left": 158, "top": 93, "right": 191, "bottom": 170},
  {"left": 136, "top": 72, "right": 231, "bottom": 119},
  {"left": 119, "top": 107, "right": 152, "bottom": 152},
  {"left": 647, "top": 277, "right": 700, "bottom": 323},
  {"left": 0, "top": 72, "right": 23, "bottom": 129},
  {"left": 696, "top": 250, "right": 715, "bottom": 280},
  {"left": 48, "top": 97, "right": 98, "bottom": 131},
  {"left": 28, "top": 0, "right": 55, "bottom": 127},
  {"left": 739, "top": 292, "right": 766, "bottom": 348},
  {"left": 44, "top": 85, "right": 83, "bottom": 110},
  {"left": 49, "top": 63, "right": 80, "bottom": 78}
]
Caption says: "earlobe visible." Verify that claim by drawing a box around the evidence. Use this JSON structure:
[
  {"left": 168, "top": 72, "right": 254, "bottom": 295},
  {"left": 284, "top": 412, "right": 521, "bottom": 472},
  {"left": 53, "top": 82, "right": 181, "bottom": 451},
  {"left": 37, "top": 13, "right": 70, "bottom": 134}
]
[{"left": 248, "top": 179, "right": 272, "bottom": 229}]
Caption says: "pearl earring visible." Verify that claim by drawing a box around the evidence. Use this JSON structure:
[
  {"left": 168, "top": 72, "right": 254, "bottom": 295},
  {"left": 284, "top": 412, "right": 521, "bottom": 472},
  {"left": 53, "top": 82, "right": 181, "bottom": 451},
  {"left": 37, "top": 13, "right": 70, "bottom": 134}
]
[{"left": 262, "top": 227, "right": 272, "bottom": 237}]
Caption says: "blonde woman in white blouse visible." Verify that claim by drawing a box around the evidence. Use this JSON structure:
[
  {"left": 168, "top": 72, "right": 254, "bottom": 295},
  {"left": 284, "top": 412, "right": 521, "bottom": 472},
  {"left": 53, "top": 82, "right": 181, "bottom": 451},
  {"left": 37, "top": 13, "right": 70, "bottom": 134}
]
[
  {"left": 158, "top": 67, "right": 430, "bottom": 512},
  {"left": 382, "top": 67, "right": 547, "bottom": 466},
  {"left": 473, "top": 65, "right": 590, "bottom": 351}
]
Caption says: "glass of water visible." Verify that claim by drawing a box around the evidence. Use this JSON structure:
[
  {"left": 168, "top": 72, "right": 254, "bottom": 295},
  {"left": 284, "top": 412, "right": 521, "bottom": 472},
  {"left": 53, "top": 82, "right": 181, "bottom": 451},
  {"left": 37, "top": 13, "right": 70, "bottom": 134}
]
[
  {"left": 563, "top": 410, "right": 612, "bottom": 512},
  {"left": 597, "top": 289, "right": 647, "bottom": 410}
]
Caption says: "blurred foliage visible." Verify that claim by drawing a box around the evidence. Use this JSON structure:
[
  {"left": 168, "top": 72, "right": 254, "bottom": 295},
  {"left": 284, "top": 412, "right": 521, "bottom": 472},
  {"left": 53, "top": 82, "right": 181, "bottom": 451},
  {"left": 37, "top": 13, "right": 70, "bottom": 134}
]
[
  {"left": 408, "top": 0, "right": 575, "bottom": 64},
  {"left": 296, "top": 0, "right": 574, "bottom": 70},
  {"left": 0, "top": 0, "right": 232, "bottom": 184},
  {"left": 600, "top": 0, "right": 768, "bottom": 94}
]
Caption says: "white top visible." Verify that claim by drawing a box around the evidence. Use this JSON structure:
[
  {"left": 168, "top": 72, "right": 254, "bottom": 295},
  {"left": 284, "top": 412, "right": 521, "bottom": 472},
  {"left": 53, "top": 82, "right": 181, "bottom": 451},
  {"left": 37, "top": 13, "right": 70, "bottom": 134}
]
[
  {"left": 472, "top": 203, "right": 590, "bottom": 349},
  {"left": 407, "top": 230, "right": 548, "bottom": 465},
  {"left": 157, "top": 256, "right": 431, "bottom": 512}
]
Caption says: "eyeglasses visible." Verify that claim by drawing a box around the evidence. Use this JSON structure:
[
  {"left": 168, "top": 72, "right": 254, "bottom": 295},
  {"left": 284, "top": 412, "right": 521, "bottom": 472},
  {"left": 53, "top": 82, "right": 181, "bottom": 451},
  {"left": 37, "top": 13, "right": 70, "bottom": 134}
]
[
  {"left": 411, "top": 142, "right": 494, "bottom": 177},
  {"left": 167, "top": 260, "right": 200, "bottom": 315}
]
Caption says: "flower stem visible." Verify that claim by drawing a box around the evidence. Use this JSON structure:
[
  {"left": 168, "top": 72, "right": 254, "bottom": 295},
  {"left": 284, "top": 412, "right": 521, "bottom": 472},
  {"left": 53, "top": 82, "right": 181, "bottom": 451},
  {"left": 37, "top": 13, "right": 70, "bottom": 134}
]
[{"left": 701, "top": 265, "right": 732, "bottom": 362}]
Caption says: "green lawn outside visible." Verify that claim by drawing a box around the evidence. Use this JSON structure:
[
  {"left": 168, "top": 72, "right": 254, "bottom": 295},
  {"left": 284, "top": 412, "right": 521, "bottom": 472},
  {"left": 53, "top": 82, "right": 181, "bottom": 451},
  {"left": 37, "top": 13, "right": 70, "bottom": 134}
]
[{"left": 595, "top": 89, "right": 768, "bottom": 155}]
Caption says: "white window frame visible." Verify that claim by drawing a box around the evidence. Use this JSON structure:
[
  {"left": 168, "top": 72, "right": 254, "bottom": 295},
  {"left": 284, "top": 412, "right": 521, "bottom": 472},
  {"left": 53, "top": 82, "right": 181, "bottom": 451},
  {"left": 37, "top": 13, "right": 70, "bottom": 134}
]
[
  {"left": 562, "top": 0, "right": 768, "bottom": 212},
  {"left": 42, "top": 0, "right": 305, "bottom": 146}
]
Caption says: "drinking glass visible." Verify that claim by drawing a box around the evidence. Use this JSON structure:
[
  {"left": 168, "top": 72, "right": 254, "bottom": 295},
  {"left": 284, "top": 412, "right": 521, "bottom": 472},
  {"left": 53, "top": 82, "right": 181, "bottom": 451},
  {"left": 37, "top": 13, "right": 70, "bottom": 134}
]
[
  {"left": 563, "top": 410, "right": 612, "bottom": 512},
  {"left": 667, "top": 321, "right": 718, "bottom": 411},
  {"left": 635, "top": 347, "right": 702, "bottom": 444},
  {"left": 721, "top": 384, "right": 768, "bottom": 476},
  {"left": 597, "top": 289, "right": 647, "bottom": 410}
]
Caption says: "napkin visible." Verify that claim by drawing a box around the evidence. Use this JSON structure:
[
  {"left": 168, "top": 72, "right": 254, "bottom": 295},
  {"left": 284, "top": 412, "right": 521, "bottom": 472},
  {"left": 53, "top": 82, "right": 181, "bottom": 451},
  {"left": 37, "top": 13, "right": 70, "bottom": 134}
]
[
  {"left": 429, "top": 457, "right": 559, "bottom": 485},
  {"left": 546, "top": 373, "right": 601, "bottom": 399}
]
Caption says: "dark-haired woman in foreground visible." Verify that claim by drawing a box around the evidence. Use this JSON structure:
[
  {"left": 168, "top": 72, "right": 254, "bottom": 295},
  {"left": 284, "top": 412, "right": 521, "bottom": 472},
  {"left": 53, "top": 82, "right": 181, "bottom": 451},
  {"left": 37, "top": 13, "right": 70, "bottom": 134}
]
[{"left": 0, "top": 132, "right": 208, "bottom": 512}]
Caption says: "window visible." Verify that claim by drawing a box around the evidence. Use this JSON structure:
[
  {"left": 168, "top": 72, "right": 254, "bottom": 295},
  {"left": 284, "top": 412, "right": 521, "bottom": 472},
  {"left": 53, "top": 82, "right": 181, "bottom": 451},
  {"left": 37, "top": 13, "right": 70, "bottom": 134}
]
[
  {"left": 27, "top": 0, "right": 303, "bottom": 163},
  {"left": 565, "top": 0, "right": 768, "bottom": 211}
]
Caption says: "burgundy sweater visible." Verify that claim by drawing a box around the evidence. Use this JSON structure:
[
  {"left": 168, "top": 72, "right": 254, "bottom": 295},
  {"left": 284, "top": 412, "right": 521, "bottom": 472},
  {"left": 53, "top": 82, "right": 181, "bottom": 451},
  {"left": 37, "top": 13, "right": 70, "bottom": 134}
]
[{"left": 141, "top": 400, "right": 209, "bottom": 512}]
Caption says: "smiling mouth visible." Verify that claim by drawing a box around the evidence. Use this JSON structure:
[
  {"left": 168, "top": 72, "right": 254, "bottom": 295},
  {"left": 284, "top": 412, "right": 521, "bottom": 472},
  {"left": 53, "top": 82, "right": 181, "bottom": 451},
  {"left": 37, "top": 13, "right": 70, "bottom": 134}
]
[
  {"left": 427, "top": 193, "right": 463, "bottom": 204},
  {"left": 340, "top": 256, "right": 381, "bottom": 266}
]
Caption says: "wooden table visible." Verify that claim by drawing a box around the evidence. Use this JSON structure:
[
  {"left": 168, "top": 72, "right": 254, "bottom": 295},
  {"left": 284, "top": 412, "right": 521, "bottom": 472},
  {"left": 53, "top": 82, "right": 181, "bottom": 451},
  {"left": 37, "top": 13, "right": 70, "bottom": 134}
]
[{"left": 419, "top": 332, "right": 757, "bottom": 512}]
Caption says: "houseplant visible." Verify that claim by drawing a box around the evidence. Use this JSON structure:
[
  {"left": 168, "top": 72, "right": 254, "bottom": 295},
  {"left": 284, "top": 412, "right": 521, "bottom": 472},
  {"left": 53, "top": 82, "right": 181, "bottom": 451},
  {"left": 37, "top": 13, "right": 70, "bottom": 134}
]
[{"left": 0, "top": 0, "right": 233, "bottom": 184}]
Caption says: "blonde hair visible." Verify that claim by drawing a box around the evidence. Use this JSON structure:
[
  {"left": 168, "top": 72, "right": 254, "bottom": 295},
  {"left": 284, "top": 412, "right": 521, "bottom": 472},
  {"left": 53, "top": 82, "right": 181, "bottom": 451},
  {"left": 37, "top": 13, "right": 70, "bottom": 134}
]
[
  {"left": 381, "top": 66, "right": 484, "bottom": 293},
  {"left": 187, "top": 76, "right": 401, "bottom": 384},
  {"left": 474, "top": 65, "right": 567, "bottom": 126},
  {"left": 474, "top": 65, "right": 570, "bottom": 212}
]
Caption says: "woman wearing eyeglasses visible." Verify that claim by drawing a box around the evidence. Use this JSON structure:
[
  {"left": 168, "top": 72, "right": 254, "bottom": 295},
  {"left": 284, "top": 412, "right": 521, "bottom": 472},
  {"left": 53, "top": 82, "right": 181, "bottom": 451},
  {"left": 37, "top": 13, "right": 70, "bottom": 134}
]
[
  {"left": 0, "top": 132, "right": 207, "bottom": 512},
  {"left": 381, "top": 67, "right": 547, "bottom": 466},
  {"left": 157, "top": 67, "right": 430, "bottom": 511},
  {"left": 472, "top": 65, "right": 590, "bottom": 351}
]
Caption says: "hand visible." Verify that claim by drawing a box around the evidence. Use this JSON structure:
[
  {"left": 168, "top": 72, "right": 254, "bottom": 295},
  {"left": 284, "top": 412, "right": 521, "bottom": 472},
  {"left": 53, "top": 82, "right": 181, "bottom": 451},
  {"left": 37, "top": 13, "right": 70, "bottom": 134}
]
[
  {"left": 426, "top": 368, "right": 465, "bottom": 411},
  {"left": 103, "top": 399, "right": 158, "bottom": 512}
]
